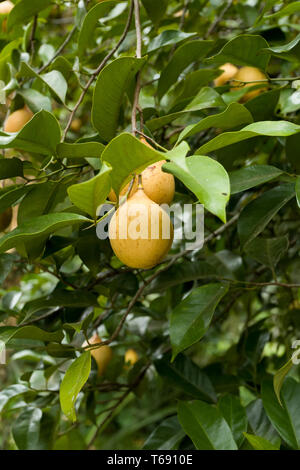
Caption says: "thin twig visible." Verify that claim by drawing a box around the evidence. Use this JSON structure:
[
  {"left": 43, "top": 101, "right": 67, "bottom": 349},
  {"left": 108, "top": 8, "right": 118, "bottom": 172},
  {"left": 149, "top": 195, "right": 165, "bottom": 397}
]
[
  {"left": 131, "top": 0, "right": 142, "bottom": 136},
  {"left": 62, "top": 0, "right": 134, "bottom": 141},
  {"left": 29, "top": 15, "right": 38, "bottom": 57},
  {"left": 204, "top": 0, "right": 233, "bottom": 38},
  {"left": 38, "top": 23, "right": 77, "bottom": 73}
]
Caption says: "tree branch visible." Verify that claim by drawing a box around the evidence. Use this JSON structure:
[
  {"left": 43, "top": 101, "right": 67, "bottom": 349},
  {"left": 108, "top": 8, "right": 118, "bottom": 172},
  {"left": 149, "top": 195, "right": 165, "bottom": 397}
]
[
  {"left": 131, "top": 0, "right": 142, "bottom": 136},
  {"left": 62, "top": 0, "right": 134, "bottom": 141}
]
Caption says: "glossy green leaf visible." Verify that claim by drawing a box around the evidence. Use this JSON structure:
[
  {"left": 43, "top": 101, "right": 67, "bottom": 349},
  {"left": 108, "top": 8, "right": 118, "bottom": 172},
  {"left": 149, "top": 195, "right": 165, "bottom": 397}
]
[
  {"left": 164, "top": 154, "right": 230, "bottom": 222},
  {"left": 229, "top": 165, "right": 283, "bottom": 194},
  {"left": 273, "top": 359, "right": 294, "bottom": 406},
  {"left": 60, "top": 352, "right": 91, "bottom": 422},
  {"left": 56, "top": 142, "right": 105, "bottom": 159},
  {"left": 155, "top": 353, "right": 217, "bottom": 403},
  {"left": 68, "top": 163, "right": 112, "bottom": 218},
  {"left": 0, "top": 157, "right": 23, "bottom": 179},
  {"left": 12, "top": 408, "right": 43, "bottom": 450},
  {"left": 143, "top": 416, "right": 184, "bottom": 450},
  {"left": 243, "top": 433, "right": 280, "bottom": 450},
  {"left": 245, "top": 236, "right": 289, "bottom": 270},
  {"left": 19, "top": 89, "right": 52, "bottom": 113},
  {"left": 0, "top": 325, "right": 63, "bottom": 347},
  {"left": 178, "top": 400, "right": 238, "bottom": 450},
  {"left": 170, "top": 283, "right": 228, "bottom": 360},
  {"left": 92, "top": 57, "right": 146, "bottom": 141},
  {"left": 218, "top": 395, "right": 248, "bottom": 447},
  {"left": 178, "top": 102, "right": 253, "bottom": 143},
  {"left": 0, "top": 110, "right": 61, "bottom": 155},
  {"left": 206, "top": 34, "right": 270, "bottom": 70},
  {"left": 78, "top": 1, "right": 118, "bottom": 56},
  {"left": 7, "top": 0, "right": 52, "bottom": 31},
  {"left": 0, "top": 384, "right": 29, "bottom": 413},
  {"left": 0, "top": 185, "right": 31, "bottom": 213},
  {"left": 147, "top": 30, "right": 196, "bottom": 53},
  {"left": 101, "top": 132, "right": 165, "bottom": 194},
  {"left": 197, "top": 121, "right": 300, "bottom": 155},
  {"left": 265, "top": 2, "right": 300, "bottom": 19},
  {"left": 0, "top": 213, "right": 88, "bottom": 254},
  {"left": 263, "top": 33, "right": 300, "bottom": 61},
  {"left": 238, "top": 184, "right": 295, "bottom": 249},
  {"left": 18, "top": 63, "right": 68, "bottom": 104},
  {"left": 141, "top": 0, "right": 168, "bottom": 24},
  {"left": 262, "top": 378, "right": 300, "bottom": 449},
  {"left": 158, "top": 40, "right": 214, "bottom": 99},
  {"left": 147, "top": 87, "right": 225, "bottom": 132}
]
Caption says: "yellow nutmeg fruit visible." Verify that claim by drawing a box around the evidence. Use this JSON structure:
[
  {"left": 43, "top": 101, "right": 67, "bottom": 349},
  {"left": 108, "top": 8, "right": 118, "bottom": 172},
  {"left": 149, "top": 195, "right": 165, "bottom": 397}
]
[
  {"left": 231, "top": 66, "right": 267, "bottom": 102},
  {"left": 4, "top": 106, "right": 33, "bottom": 133},
  {"left": 108, "top": 138, "right": 175, "bottom": 206},
  {"left": 84, "top": 333, "right": 112, "bottom": 377},
  {"left": 214, "top": 63, "right": 238, "bottom": 87},
  {"left": 125, "top": 348, "right": 139, "bottom": 367},
  {"left": 0, "top": 1, "right": 14, "bottom": 32},
  {"left": 109, "top": 188, "right": 174, "bottom": 269}
]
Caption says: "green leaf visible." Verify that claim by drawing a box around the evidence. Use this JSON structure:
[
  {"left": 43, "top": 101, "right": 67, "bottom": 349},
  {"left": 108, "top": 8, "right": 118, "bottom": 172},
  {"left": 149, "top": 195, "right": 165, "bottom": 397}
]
[
  {"left": 0, "top": 110, "right": 61, "bottom": 155},
  {"left": 60, "top": 352, "right": 91, "bottom": 422},
  {"left": 263, "top": 33, "right": 300, "bottom": 61},
  {"left": 147, "top": 87, "right": 225, "bottom": 131},
  {"left": 56, "top": 142, "right": 105, "bottom": 159},
  {"left": 245, "top": 236, "right": 289, "bottom": 270},
  {"left": 296, "top": 177, "right": 300, "bottom": 207},
  {"left": 68, "top": 162, "right": 112, "bottom": 218},
  {"left": 147, "top": 30, "right": 196, "bottom": 54},
  {"left": 92, "top": 57, "right": 146, "bottom": 141},
  {"left": 7, "top": 0, "right": 52, "bottom": 31},
  {"left": 154, "top": 353, "right": 217, "bottom": 403},
  {"left": 238, "top": 184, "right": 295, "bottom": 249},
  {"left": 265, "top": 2, "right": 300, "bottom": 19},
  {"left": 246, "top": 398, "right": 281, "bottom": 445},
  {"left": 178, "top": 400, "right": 238, "bottom": 450},
  {"left": 18, "top": 89, "right": 52, "bottom": 113},
  {"left": 262, "top": 378, "right": 300, "bottom": 449},
  {"left": 18, "top": 63, "right": 68, "bottom": 104},
  {"left": 197, "top": 121, "right": 300, "bottom": 155},
  {"left": 243, "top": 433, "right": 280, "bottom": 450},
  {"left": 141, "top": 0, "right": 168, "bottom": 24},
  {"left": 230, "top": 165, "right": 283, "bottom": 194},
  {"left": 143, "top": 416, "right": 184, "bottom": 450},
  {"left": 170, "top": 283, "right": 228, "bottom": 360},
  {"left": 177, "top": 102, "right": 253, "bottom": 143},
  {"left": 206, "top": 34, "right": 270, "bottom": 70},
  {"left": 158, "top": 40, "right": 214, "bottom": 99},
  {"left": 273, "top": 359, "right": 294, "bottom": 406},
  {"left": 78, "top": 1, "right": 118, "bottom": 56},
  {"left": 101, "top": 132, "right": 165, "bottom": 194},
  {"left": 164, "top": 154, "right": 230, "bottom": 222},
  {"left": 0, "top": 384, "right": 29, "bottom": 413},
  {"left": 0, "top": 157, "right": 23, "bottom": 179},
  {"left": 218, "top": 395, "right": 248, "bottom": 447},
  {"left": 0, "top": 325, "right": 64, "bottom": 347},
  {"left": 0, "top": 185, "right": 31, "bottom": 213},
  {"left": 145, "top": 260, "right": 217, "bottom": 293},
  {"left": 12, "top": 408, "right": 43, "bottom": 450},
  {"left": 0, "top": 213, "right": 88, "bottom": 254}
]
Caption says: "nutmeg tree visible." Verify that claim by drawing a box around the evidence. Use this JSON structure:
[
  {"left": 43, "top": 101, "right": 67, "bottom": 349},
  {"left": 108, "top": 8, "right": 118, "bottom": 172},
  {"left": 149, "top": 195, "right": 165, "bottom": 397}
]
[{"left": 0, "top": 0, "right": 300, "bottom": 451}]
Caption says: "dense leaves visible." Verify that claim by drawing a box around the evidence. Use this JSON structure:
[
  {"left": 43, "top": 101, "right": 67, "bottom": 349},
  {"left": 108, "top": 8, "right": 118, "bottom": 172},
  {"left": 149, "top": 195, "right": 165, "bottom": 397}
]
[{"left": 0, "top": 0, "right": 300, "bottom": 452}]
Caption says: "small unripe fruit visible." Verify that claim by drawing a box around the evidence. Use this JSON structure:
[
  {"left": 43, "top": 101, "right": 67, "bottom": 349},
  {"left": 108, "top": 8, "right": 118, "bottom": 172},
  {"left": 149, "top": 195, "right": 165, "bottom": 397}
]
[
  {"left": 0, "top": 207, "right": 12, "bottom": 232},
  {"left": 125, "top": 348, "right": 138, "bottom": 367},
  {"left": 109, "top": 188, "right": 173, "bottom": 269},
  {"left": 70, "top": 118, "right": 82, "bottom": 133},
  {"left": 84, "top": 333, "right": 112, "bottom": 377},
  {"left": 4, "top": 106, "right": 33, "bottom": 133},
  {"left": 231, "top": 66, "right": 267, "bottom": 102},
  {"left": 0, "top": 1, "right": 14, "bottom": 32},
  {"left": 214, "top": 63, "right": 238, "bottom": 87}
]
